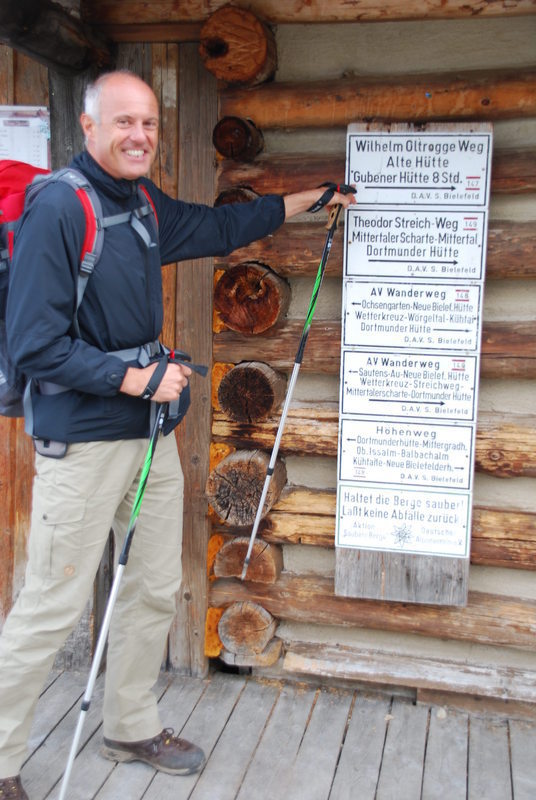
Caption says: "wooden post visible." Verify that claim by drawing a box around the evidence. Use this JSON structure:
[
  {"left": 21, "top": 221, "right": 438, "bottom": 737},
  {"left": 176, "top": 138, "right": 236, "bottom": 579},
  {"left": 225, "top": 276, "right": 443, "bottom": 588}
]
[{"left": 168, "top": 44, "right": 217, "bottom": 677}]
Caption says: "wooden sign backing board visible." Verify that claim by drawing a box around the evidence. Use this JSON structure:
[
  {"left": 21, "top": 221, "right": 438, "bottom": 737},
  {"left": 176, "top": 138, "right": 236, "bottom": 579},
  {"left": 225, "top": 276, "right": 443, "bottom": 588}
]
[{"left": 335, "top": 122, "right": 492, "bottom": 607}]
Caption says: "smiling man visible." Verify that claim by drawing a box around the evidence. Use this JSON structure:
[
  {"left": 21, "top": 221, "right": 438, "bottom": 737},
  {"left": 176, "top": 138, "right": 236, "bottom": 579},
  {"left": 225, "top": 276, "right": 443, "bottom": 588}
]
[{"left": 0, "top": 70, "right": 355, "bottom": 799}]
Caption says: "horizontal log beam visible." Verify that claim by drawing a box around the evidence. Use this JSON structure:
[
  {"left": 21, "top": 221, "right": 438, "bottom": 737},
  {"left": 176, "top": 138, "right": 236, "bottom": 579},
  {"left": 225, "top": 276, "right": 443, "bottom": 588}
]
[
  {"left": 221, "top": 71, "right": 536, "bottom": 128},
  {"left": 1, "top": 0, "right": 113, "bottom": 73},
  {"left": 84, "top": 0, "right": 536, "bottom": 25},
  {"left": 217, "top": 150, "right": 536, "bottom": 197},
  {"left": 283, "top": 642, "right": 536, "bottom": 703},
  {"left": 98, "top": 23, "right": 202, "bottom": 43},
  {"left": 210, "top": 575, "right": 536, "bottom": 650},
  {"left": 216, "top": 219, "right": 536, "bottom": 281},
  {"left": 212, "top": 488, "right": 536, "bottom": 570},
  {"left": 214, "top": 320, "right": 536, "bottom": 379},
  {"left": 212, "top": 406, "right": 536, "bottom": 477}
]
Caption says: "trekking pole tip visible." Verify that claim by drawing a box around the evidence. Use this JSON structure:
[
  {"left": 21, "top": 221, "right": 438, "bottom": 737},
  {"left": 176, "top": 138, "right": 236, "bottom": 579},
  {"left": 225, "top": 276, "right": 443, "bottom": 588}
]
[{"left": 240, "top": 559, "right": 249, "bottom": 581}]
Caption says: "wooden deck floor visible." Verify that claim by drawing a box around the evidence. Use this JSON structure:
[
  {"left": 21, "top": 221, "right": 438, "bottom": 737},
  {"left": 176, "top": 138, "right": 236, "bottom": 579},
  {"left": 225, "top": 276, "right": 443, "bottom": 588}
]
[{"left": 21, "top": 668, "right": 536, "bottom": 800}]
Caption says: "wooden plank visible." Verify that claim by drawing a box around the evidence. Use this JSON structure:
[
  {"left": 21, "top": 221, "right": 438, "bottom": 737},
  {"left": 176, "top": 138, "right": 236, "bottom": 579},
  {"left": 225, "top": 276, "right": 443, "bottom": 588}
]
[
  {"left": 168, "top": 43, "right": 217, "bottom": 677},
  {"left": 214, "top": 320, "right": 536, "bottom": 380},
  {"left": 329, "top": 693, "right": 391, "bottom": 800},
  {"left": 210, "top": 577, "right": 536, "bottom": 651},
  {"left": 376, "top": 697, "right": 428, "bottom": 799},
  {"left": 217, "top": 150, "right": 536, "bottom": 198},
  {"left": 189, "top": 679, "right": 281, "bottom": 800},
  {"left": 283, "top": 642, "right": 536, "bottom": 703},
  {"left": 212, "top": 405, "right": 536, "bottom": 479},
  {"left": 151, "top": 43, "right": 179, "bottom": 350},
  {"left": 509, "top": 720, "right": 536, "bottom": 800},
  {"left": 101, "top": 23, "right": 202, "bottom": 42},
  {"left": 221, "top": 71, "right": 536, "bottom": 129},
  {"left": 468, "top": 717, "right": 512, "bottom": 800},
  {"left": 84, "top": 0, "right": 536, "bottom": 25},
  {"left": 336, "top": 549, "right": 469, "bottom": 605},
  {"left": 284, "top": 688, "right": 354, "bottom": 800},
  {"left": 27, "top": 671, "right": 88, "bottom": 756},
  {"left": 422, "top": 707, "right": 469, "bottom": 799},
  {"left": 216, "top": 219, "right": 536, "bottom": 281},
  {"left": 22, "top": 675, "right": 106, "bottom": 799},
  {"left": 142, "top": 671, "right": 246, "bottom": 799},
  {"left": 235, "top": 682, "right": 318, "bottom": 800},
  {"left": 93, "top": 676, "right": 207, "bottom": 799}
]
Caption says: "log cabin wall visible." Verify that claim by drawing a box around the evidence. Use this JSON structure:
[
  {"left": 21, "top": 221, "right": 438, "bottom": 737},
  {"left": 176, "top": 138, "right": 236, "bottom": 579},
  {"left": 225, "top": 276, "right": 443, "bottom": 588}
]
[
  {"left": 0, "top": 3, "right": 535, "bottom": 703},
  {"left": 205, "top": 12, "right": 536, "bottom": 705}
]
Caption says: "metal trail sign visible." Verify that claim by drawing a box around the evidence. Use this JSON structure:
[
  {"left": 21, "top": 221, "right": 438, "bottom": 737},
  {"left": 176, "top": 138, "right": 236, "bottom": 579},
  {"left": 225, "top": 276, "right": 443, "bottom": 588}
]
[{"left": 335, "top": 122, "right": 492, "bottom": 606}]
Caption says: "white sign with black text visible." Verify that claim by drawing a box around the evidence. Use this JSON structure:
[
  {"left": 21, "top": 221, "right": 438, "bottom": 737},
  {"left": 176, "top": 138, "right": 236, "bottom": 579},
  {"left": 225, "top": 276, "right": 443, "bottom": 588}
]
[{"left": 336, "top": 123, "right": 492, "bottom": 564}]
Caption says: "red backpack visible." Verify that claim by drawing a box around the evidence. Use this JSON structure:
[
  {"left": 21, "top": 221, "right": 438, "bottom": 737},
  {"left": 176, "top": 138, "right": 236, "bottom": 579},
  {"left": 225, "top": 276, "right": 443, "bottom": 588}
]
[{"left": 0, "top": 159, "right": 158, "bottom": 417}]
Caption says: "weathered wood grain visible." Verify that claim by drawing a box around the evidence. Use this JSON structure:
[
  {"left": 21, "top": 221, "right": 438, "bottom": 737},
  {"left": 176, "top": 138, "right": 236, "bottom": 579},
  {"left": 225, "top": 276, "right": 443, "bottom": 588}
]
[
  {"left": 206, "top": 450, "right": 287, "bottom": 526},
  {"left": 212, "top": 405, "right": 536, "bottom": 478},
  {"left": 214, "top": 320, "right": 536, "bottom": 379},
  {"left": 217, "top": 362, "right": 286, "bottom": 421},
  {"left": 216, "top": 219, "right": 536, "bottom": 280},
  {"left": 284, "top": 641, "right": 536, "bottom": 702},
  {"left": 218, "top": 600, "right": 277, "bottom": 654},
  {"left": 199, "top": 6, "right": 277, "bottom": 86},
  {"left": 221, "top": 71, "right": 536, "bottom": 128},
  {"left": 214, "top": 537, "right": 283, "bottom": 583},
  {"left": 210, "top": 575, "right": 536, "bottom": 651},
  {"left": 85, "top": 0, "right": 536, "bottom": 25},
  {"left": 335, "top": 548, "right": 469, "bottom": 605},
  {"left": 211, "top": 491, "right": 536, "bottom": 571},
  {"left": 151, "top": 43, "right": 179, "bottom": 349},
  {"left": 217, "top": 150, "right": 536, "bottom": 197},
  {"left": 168, "top": 43, "right": 217, "bottom": 677}
]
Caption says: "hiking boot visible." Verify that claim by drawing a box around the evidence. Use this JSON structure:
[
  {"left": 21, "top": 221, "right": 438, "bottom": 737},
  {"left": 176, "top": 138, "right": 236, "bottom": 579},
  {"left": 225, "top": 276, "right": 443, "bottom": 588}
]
[
  {"left": 101, "top": 728, "right": 205, "bottom": 775},
  {"left": 0, "top": 775, "right": 28, "bottom": 799}
]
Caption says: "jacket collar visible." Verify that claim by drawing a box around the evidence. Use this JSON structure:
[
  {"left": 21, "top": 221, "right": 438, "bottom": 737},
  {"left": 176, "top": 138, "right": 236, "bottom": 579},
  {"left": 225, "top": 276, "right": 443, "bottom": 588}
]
[{"left": 71, "top": 151, "right": 140, "bottom": 201}]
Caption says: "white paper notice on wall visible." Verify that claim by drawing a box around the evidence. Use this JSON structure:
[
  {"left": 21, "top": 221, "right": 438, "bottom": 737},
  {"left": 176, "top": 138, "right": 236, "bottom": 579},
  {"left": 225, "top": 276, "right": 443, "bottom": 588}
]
[
  {"left": 0, "top": 106, "right": 50, "bottom": 169},
  {"left": 335, "top": 122, "right": 492, "bottom": 606}
]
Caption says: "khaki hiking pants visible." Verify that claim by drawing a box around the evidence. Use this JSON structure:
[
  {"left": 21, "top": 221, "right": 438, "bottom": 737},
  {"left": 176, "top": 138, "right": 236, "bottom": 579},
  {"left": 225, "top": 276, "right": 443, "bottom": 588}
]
[{"left": 0, "top": 433, "right": 183, "bottom": 777}]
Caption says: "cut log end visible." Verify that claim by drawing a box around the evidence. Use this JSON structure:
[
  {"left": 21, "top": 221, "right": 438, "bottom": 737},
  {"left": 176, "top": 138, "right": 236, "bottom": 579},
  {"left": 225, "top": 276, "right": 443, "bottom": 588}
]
[
  {"left": 218, "top": 600, "right": 277, "bottom": 654},
  {"left": 214, "top": 536, "right": 283, "bottom": 583},
  {"left": 213, "top": 116, "right": 264, "bottom": 161},
  {"left": 205, "top": 449, "right": 287, "bottom": 527},
  {"left": 219, "top": 637, "right": 282, "bottom": 667},
  {"left": 199, "top": 6, "right": 277, "bottom": 86},
  {"left": 214, "top": 263, "right": 290, "bottom": 334},
  {"left": 217, "top": 361, "right": 286, "bottom": 421}
]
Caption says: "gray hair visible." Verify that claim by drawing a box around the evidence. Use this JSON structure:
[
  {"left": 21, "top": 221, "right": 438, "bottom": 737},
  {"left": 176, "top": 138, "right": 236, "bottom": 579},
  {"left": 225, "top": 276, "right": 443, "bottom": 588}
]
[{"left": 83, "top": 70, "right": 145, "bottom": 122}]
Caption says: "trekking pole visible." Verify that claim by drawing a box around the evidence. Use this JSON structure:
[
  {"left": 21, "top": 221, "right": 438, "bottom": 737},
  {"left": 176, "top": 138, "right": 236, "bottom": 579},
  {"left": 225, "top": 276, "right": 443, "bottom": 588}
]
[
  {"left": 241, "top": 187, "right": 353, "bottom": 581},
  {"left": 58, "top": 402, "right": 167, "bottom": 800}
]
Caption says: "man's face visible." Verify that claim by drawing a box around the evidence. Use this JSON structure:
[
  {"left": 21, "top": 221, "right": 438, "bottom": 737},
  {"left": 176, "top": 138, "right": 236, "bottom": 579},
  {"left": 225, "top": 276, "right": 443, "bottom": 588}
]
[{"left": 81, "top": 75, "right": 159, "bottom": 180}]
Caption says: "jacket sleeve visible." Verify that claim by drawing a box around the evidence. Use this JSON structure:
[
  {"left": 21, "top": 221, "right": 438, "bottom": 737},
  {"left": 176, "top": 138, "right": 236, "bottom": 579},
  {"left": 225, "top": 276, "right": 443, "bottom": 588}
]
[
  {"left": 141, "top": 180, "right": 286, "bottom": 266},
  {"left": 6, "top": 184, "right": 127, "bottom": 395}
]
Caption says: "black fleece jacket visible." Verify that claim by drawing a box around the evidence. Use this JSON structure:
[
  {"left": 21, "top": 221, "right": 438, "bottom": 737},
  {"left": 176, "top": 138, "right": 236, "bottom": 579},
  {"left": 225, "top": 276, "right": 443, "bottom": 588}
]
[{"left": 6, "top": 151, "right": 285, "bottom": 442}]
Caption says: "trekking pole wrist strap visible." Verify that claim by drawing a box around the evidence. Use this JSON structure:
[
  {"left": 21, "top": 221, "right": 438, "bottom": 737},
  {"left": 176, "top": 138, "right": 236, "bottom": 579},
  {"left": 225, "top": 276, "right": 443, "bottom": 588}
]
[
  {"left": 139, "top": 357, "right": 168, "bottom": 400},
  {"left": 307, "top": 182, "right": 355, "bottom": 213}
]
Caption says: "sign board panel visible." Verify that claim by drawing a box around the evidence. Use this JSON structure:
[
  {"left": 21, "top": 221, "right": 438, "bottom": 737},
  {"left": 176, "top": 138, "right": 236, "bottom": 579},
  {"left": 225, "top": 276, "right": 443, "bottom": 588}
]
[
  {"left": 341, "top": 351, "right": 477, "bottom": 421},
  {"left": 337, "top": 485, "right": 470, "bottom": 558},
  {"left": 347, "top": 131, "right": 492, "bottom": 206},
  {"left": 335, "top": 123, "right": 492, "bottom": 606},
  {"left": 346, "top": 208, "right": 487, "bottom": 280},
  {"left": 0, "top": 106, "right": 50, "bottom": 169}
]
